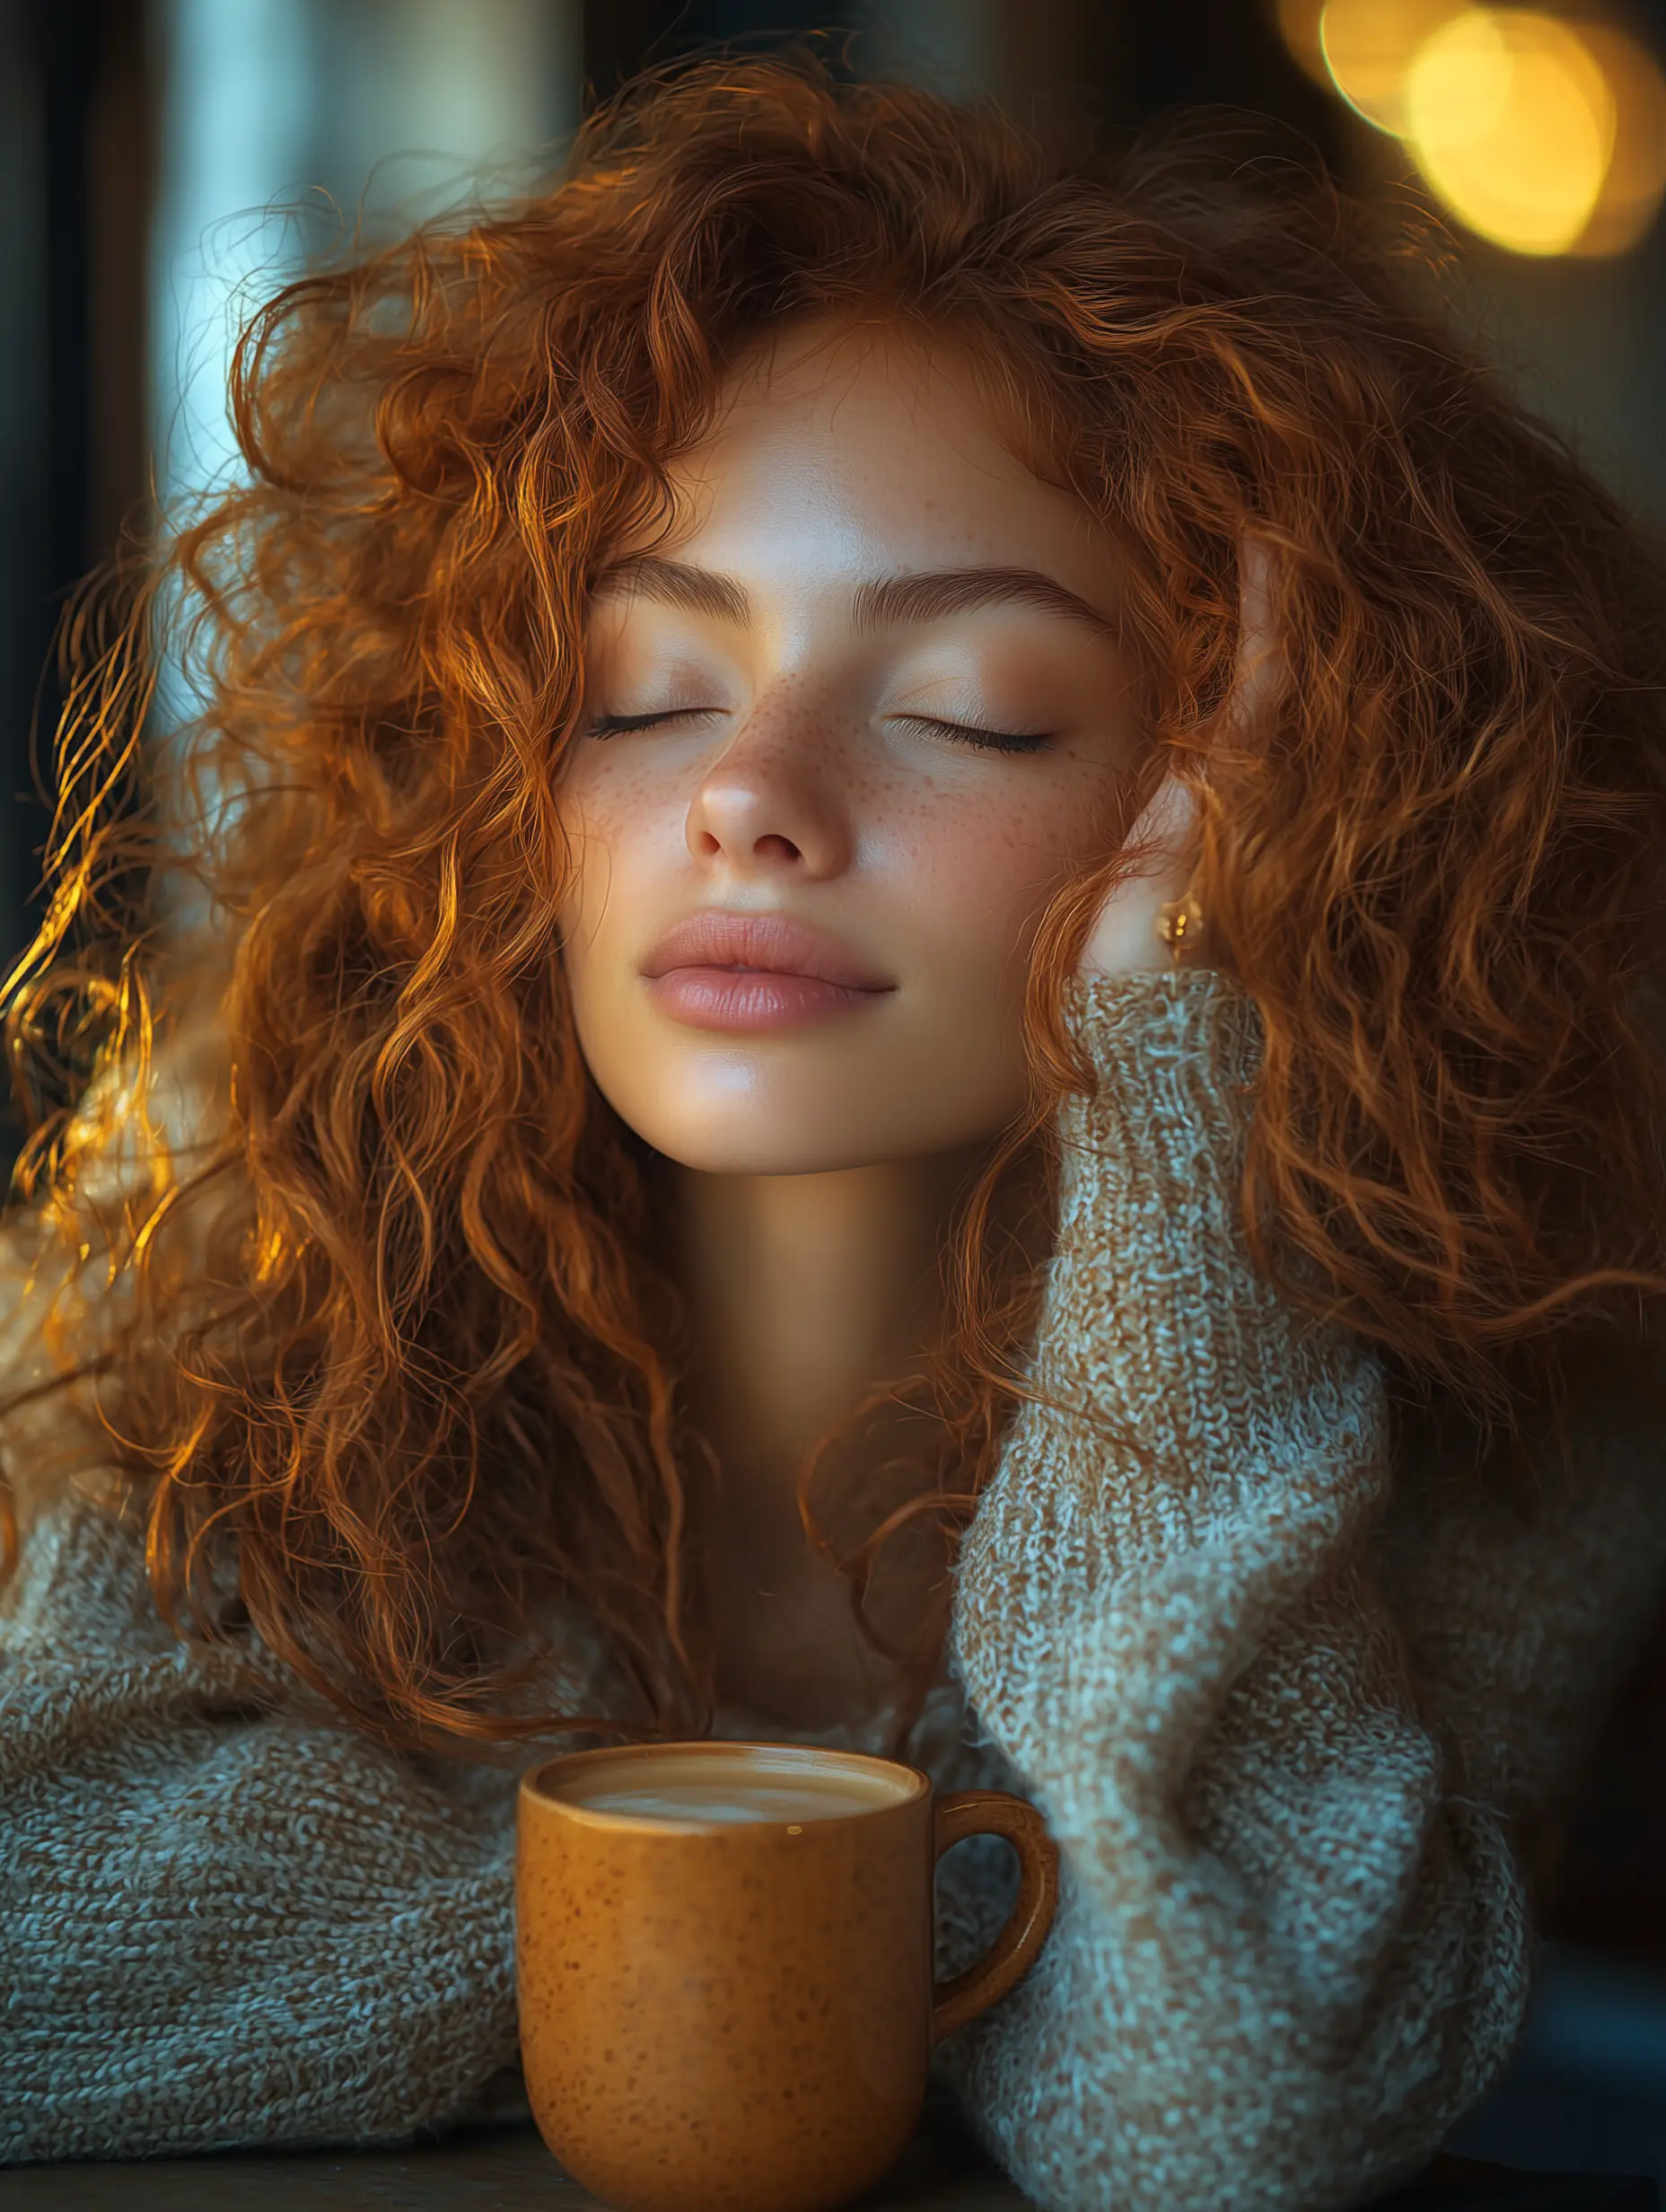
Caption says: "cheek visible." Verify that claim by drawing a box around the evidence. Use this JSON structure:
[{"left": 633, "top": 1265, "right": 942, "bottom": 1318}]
[
  {"left": 553, "top": 753, "right": 668, "bottom": 956},
  {"left": 898, "top": 780, "right": 1106, "bottom": 982}
]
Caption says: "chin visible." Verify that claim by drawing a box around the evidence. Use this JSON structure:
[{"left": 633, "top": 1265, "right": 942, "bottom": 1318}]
[
  {"left": 583, "top": 1047, "right": 1013, "bottom": 1178},
  {"left": 635, "top": 1118, "right": 900, "bottom": 1178}
]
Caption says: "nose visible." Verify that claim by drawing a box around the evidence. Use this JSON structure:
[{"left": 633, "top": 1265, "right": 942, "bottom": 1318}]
[{"left": 684, "top": 688, "right": 854, "bottom": 880}]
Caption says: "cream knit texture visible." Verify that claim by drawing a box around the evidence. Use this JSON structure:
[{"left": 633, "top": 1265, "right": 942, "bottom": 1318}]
[{"left": 5, "top": 965, "right": 1666, "bottom": 2209}]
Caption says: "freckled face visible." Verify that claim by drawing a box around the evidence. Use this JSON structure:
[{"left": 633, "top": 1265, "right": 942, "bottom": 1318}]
[{"left": 554, "top": 322, "right": 1141, "bottom": 1176}]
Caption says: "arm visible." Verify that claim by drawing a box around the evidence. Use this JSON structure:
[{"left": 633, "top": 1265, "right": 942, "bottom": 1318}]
[
  {"left": 941, "top": 966, "right": 1540, "bottom": 2212},
  {"left": 1, "top": 1484, "right": 531, "bottom": 2164}
]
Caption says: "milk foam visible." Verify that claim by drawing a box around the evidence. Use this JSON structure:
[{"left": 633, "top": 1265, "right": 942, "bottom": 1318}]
[{"left": 546, "top": 1750, "right": 913, "bottom": 1825}]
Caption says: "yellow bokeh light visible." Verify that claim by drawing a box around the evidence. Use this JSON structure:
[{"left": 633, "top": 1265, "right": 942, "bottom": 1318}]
[
  {"left": 1276, "top": 0, "right": 1329, "bottom": 83},
  {"left": 1317, "top": 0, "right": 1467, "bottom": 133},
  {"left": 1565, "top": 22, "right": 1666, "bottom": 256},
  {"left": 1276, "top": 0, "right": 1666, "bottom": 259},
  {"left": 1404, "top": 10, "right": 1618, "bottom": 255}
]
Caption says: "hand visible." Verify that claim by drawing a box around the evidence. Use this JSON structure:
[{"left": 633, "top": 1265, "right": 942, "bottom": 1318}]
[
  {"left": 1075, "top": 770, "right": 1204, "bottom": 979},
  {"left": 1076, "top": 538, "right": 1280, "bottom": 981}
]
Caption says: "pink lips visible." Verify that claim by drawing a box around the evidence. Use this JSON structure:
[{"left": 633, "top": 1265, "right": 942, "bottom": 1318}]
[{"left": 641, "top": 910, "right": 894, "bottom": 1033}]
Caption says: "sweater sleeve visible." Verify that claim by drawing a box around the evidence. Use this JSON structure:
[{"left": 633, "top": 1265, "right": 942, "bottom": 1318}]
[
  {"left": 940, "top": 966, "right": 1541, "bottom": 2212},
  {"left": 0, "top": 1483, "right": 533, "bottom": 2164}
]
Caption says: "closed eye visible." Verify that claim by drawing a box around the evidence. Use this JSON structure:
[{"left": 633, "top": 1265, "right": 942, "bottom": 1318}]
[
  {"left": 887, "top": 715, "right": 1051, "bottom": 757},
  {"left": 583, "top": 707, "right": 726, "bottom": 738},
  {"left": 583, "top": 706, "right": 1051, "bottom": 756}
]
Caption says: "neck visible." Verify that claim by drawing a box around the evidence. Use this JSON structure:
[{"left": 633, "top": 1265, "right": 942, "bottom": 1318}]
[
  {"left": 669, "top": 1145, "right": 990, "bottom": 1496},
  {"left": 657, "top": 1137, "right": 1048, "bottom": 1730}
]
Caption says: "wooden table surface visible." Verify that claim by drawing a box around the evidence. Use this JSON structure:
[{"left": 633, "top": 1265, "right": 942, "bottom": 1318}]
[
  {"left": 6, "top": 2098, "right": 1656, "bottom": 2211},
  {"left": 2, "top": 2094, "right": 1015, "bottom": 2212}
]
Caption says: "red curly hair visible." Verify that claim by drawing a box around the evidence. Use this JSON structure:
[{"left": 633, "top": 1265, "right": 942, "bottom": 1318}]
[{"left": 4, "top": 53, "right": 1666, "bottom": 1761}]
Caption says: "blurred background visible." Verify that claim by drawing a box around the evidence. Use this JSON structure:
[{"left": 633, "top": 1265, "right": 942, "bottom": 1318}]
[{"left": 5, "top": 0, "right": 1666, "bottom": 2183}]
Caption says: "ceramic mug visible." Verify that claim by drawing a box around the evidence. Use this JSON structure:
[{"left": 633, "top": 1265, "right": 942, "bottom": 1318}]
[{"left": 516, "top": 1739, "right": 1059, "bottom": 2212}]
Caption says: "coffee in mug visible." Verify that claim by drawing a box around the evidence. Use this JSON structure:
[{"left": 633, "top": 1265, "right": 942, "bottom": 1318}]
[
  {"left": 543, "top": 1747, "right": 907, "bottom": 1826},
  {"left": 516, "top": 1740, "right": 1058, "bottom": 2212}
]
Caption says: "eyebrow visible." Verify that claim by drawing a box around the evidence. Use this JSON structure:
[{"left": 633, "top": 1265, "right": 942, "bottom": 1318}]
[
  {"left": 594, "top": 556, "right": 750, "bottom": 625},
  {"left": 592, "top": 556, "right": 1117, "bottom": 639}
]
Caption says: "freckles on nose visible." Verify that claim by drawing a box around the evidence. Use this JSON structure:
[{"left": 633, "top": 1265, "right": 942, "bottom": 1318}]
[
  {"left": 719, "top": 672, "right": 826, "bottom": 754},
  {"left": 693, "top": 684, "right": 851, "bottom": 798}
]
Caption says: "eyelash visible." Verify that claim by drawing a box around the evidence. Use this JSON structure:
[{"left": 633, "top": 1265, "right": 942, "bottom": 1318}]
[
  {"left": 891, "top": 715, "right": 1050, "bottom": 757},
  {"left": 583, "top": 708, "right": 1051, "bottom": 757},
  {"left": 584, "top": 708, "right": 715, "bottom": 739}
]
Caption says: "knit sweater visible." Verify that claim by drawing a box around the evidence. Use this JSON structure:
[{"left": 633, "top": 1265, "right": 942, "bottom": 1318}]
[{"left": 5, "top": 965, "right": 1666, "bottom": 2210}]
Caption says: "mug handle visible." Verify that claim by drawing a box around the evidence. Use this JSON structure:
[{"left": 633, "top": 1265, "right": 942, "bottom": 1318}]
[{"left": 930, "top": 1789, "right": 1060, "bottom": 2043}]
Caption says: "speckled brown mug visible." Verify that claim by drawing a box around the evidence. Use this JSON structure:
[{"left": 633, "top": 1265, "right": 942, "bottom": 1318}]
[{"left": 516, "top": 1739, "right": 1059, "bottom": 2212}]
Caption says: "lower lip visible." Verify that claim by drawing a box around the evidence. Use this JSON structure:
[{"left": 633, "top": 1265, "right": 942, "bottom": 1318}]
[{"left": 644, "top": 966, "right": 891, "bottom": 1031}]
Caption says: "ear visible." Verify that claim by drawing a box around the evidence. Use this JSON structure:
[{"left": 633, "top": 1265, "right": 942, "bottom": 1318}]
[{"left": 1074, "top": 534, "right": 1284, "bottom": 981}]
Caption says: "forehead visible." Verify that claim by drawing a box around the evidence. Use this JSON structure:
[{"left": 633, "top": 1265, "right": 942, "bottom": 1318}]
[{"left": 639, "top": 319, "right": 1111, "bottom": 591}]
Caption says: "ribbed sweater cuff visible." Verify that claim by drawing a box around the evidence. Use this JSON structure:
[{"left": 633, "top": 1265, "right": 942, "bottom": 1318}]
[{"left": 1061, "top": 963, "right": 1265, "bottom": 1119}]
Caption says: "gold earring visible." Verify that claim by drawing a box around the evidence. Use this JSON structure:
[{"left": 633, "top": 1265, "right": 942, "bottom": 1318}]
[{"left": 1155, "top": 893, "right": 1206, "bottom": 966}]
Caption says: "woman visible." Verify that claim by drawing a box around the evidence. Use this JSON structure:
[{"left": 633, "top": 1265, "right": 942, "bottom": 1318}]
[{"left": 4, "top": 55, "right": 1666, "bottom": 2212}]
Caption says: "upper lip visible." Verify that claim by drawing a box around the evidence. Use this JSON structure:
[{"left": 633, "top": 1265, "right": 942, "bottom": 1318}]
[{"left": 641, "top": 909, "right": 894, "bottom": 989}]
